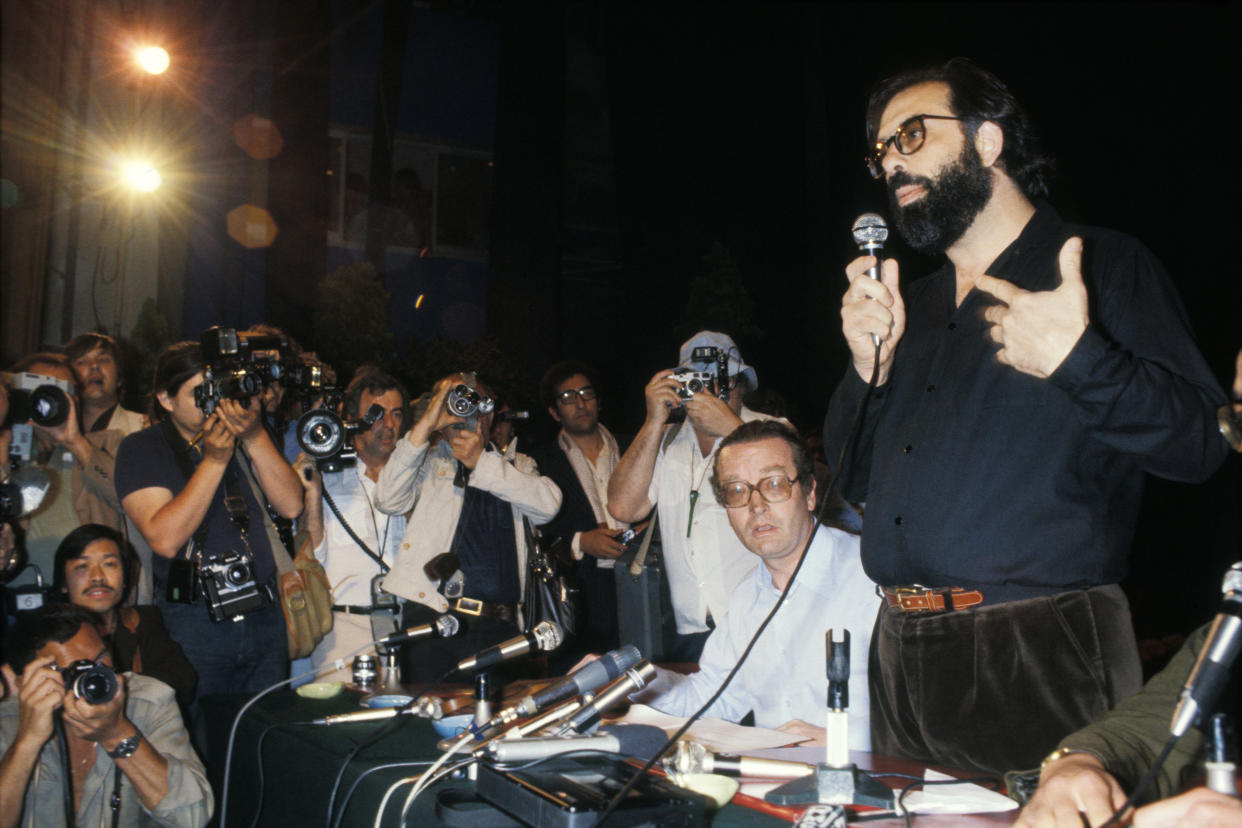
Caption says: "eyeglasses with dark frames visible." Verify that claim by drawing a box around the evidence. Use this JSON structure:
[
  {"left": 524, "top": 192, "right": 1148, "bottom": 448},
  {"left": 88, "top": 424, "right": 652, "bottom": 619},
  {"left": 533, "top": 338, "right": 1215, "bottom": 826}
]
[
  {"left": 555, "top": 386, "right": 597, "bottom": 406},
  {"left": 866, "top": 114, "right": 965, "bottom": 179},
  {"left": 720, "top": 475, "right": 797, "bottom": 509}
]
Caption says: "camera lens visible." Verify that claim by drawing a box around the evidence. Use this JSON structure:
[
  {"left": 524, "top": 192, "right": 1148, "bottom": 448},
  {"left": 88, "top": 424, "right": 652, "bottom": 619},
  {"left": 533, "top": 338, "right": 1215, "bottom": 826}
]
[
  {"left": 226, "top": 562, "right": 251, "bottom": 586},
  {"left": 64, "top": 660, "right": 119, "bottom": 705},
  {"left": 29, "top": 386, "right": 70, "bottom": 428},
  {"left": 686, "top": 379, "right": 704, "bottom": 395},
  {"left": 297, "top": 411, "right": 343, "bottom": 457}
]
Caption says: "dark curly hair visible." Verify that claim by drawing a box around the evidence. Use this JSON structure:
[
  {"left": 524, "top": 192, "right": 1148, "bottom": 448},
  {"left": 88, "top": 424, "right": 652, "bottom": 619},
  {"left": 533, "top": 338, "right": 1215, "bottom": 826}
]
[{"left": 866, "top": 57, "right": 1053, "bottom": 200}]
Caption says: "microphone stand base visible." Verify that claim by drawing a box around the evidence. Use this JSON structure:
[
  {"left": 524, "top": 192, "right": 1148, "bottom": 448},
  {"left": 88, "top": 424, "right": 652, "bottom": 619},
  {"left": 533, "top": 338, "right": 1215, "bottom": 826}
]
[{"left": 763, "top": 763, "right": 895, "bottom": 810}]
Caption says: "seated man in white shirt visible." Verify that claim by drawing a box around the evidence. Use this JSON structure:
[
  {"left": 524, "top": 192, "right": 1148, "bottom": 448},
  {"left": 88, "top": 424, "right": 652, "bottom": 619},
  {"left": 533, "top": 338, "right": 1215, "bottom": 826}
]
[{"left": 632, "top": 420, "right": 878, "bottom": 750}]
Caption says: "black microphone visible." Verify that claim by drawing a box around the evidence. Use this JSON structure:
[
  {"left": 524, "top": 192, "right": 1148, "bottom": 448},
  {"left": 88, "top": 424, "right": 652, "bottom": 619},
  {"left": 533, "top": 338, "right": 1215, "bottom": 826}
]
[
  {"left": 486, "top": 724, "right": 668, "bottom": 763},
  {"left": 378, "top": 614, "right": 460, "bottom": 648},
  {"left": 512, "top": 645, "right": 642, "bottom": 719},
  {"left": 456, "top": 620, "right": 564, "bottom": 674},
  {"left": 1171, "top": 562, "right": 1242, "bottom": 738},
  {"left": 557, "top": 660, "right": 657, "bottom": 735},
  {"left": 852, "top": 212, "right": 889, "bottom": 348},
  {"left": 827, "top": 629, "right": 850, "bottom": 711}
]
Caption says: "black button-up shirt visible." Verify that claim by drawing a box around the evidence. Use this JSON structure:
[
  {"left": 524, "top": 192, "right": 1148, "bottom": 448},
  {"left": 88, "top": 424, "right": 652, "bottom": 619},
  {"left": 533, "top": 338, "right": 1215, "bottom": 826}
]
[{"left": 823, "top": 203, "right": 1228, "bottom": 603}]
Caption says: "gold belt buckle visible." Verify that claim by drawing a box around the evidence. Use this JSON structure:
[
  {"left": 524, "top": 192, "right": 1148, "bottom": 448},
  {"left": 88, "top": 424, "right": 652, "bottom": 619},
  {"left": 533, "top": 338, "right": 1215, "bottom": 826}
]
[{"left": 455, "top": 597, "right": 483, "bottom": 617}]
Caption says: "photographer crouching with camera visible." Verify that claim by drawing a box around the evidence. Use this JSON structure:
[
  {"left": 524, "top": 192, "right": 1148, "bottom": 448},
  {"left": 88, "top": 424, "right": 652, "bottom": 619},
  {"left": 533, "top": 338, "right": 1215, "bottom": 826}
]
[
  {"left": 114, "top": 340, "right": 303, "bottom": 707},
  {"left": 0, "top": 603, "right": 211, "bottom": 827}
]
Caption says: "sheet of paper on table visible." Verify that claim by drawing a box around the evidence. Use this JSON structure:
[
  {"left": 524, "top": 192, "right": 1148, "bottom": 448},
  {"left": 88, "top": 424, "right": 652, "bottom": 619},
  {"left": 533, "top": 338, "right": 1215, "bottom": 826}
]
[{"left": 612, "top": 716, "right": 1017, "bottom": 815}]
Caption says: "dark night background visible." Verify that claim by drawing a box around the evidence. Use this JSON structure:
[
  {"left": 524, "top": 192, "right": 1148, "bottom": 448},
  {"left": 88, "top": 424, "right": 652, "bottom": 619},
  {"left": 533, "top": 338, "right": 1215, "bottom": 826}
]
[{"left": 3, "top": 0, "right": 1239, "bottom": 646}]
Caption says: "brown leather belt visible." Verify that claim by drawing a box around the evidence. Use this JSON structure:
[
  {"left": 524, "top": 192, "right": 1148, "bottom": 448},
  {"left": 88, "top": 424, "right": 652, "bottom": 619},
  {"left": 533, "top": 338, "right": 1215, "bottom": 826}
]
[
  {"left": 449, "top": 596, "right": 517, "bottom": 623},
  {"left": 880, "top": 585, "right": 985, "bottom": 613}
]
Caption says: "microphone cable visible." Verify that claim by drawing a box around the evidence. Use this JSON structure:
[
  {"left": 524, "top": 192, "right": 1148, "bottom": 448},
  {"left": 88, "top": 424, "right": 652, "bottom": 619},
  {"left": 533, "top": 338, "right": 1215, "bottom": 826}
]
[
  {"left": 323, "top": 664, "right": 456, "bottom": 828},
  {"left": 592, "top": 343, "right": 887, "bottom": 827}
]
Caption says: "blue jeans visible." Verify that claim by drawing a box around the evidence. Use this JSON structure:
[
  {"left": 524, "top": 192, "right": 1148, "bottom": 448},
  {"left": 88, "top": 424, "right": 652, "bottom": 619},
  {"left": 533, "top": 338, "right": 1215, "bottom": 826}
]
[{"left": 158, "top": 599, "right": 288, "bottom": 705}]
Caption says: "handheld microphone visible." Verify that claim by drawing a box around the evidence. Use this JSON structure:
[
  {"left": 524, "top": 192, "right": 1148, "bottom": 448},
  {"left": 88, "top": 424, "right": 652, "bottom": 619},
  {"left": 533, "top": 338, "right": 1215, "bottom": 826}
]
[
  {"left": 1171, "top": 563, "right": 1242, "bottom": 738},
  {"left": 851, "top": 213, "right": 889, "bottom": 348},
  {"left": 456, "top": 620, "right": 564, "bottom": 674},
  {"left": 557, "top": 660, "right": 656, "bottom": 735},
  {"left": 378, "top": 614, "right": 460, "bottom": 648},
  {"left": 509, "top": 645, "right": 643, "bottom": 721},
  {"left": 486, "top": 724, "right": 668, "bottom": 763}
]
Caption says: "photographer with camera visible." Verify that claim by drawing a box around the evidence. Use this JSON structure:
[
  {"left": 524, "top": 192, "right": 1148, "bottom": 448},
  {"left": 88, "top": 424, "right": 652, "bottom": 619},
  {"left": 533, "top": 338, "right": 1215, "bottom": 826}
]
[
  {"left": 608, "top": 331, "right": 780, "bottom": 662},
  {"left": 0, "top": 603, "right": 211, "bottom": 828},
  {"left": 292, "top": 366, "right": 409, "bottom": 680},
  {"left": 374, "top": 373, "right": 562, "bottom": 681},
  {"left": 114, "top": 341, "right": 303, "bottom": 705},
  {"left": 3, "top": 353, "right": 97, "bottom": 587}
]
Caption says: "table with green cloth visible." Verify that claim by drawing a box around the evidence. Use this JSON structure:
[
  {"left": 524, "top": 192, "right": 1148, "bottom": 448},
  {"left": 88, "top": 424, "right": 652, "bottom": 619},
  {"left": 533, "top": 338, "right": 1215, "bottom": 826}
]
[{"left": 207, "top": 689, "right": 1015, "bottom": 827}]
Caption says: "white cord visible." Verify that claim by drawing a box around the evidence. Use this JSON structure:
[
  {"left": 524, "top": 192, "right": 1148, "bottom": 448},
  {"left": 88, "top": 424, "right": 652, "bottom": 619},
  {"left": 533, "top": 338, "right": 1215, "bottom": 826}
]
[
  {"left": 396, "top": 730, "right": 476, "bottom": 825},
  {"left": 219, "top": 642, "right": 377, "bottom": 828},
  {"left": 372, "top": 774, "right": 420, "bottom": 828}
]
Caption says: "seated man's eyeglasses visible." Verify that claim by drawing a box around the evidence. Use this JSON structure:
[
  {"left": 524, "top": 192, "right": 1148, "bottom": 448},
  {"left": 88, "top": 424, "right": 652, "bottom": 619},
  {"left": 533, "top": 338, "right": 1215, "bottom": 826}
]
[
  {"left": 866, "top": 113, "right": 965, "bottom": 179},
  {"left": 721, "top": 475, "right": 796, "bottom": 509},
  {"left": 556, "top": 386, "right": 597, "bottom": 405}
]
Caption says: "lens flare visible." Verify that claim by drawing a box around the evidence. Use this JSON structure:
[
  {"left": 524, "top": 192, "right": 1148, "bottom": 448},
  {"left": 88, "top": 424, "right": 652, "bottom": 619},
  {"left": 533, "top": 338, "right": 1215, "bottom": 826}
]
[{"left": 135, "top": 46, "right": 170, "bottom": 75}]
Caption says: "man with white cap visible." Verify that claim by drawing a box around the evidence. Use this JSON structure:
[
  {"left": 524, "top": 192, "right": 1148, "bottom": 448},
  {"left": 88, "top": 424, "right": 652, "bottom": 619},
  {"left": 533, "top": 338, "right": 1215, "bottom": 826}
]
[{"left": 609, "top": 332, "right": 776, "bottom": 661}]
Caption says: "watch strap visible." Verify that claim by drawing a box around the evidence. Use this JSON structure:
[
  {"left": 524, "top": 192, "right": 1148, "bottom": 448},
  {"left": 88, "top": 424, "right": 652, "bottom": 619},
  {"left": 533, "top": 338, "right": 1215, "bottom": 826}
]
[{"left": 106, "top": 729, "right": 143, "bottom": 759}]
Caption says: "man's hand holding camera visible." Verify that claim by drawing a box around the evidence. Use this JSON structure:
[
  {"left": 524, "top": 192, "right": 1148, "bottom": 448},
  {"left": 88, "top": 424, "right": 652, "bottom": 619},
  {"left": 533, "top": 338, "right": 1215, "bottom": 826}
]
[
  {"left": 642, "top": 370, "right": 683, "bottom": 426},
  {"left": 683, "top": 392, "right": 742, "bottom": 442},
  {"left": 447, "top": 422, "right": 485, "bottom": 470}
]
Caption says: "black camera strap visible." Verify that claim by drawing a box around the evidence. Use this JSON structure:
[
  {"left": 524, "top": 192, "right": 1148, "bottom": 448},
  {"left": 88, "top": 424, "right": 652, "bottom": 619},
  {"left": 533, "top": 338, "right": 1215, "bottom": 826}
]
[
  {"left": 322, "top": 486, "right": 389, "bottom": 572},
  {"left": 159, "top": 420, "right": 255, "bottom": 566}
]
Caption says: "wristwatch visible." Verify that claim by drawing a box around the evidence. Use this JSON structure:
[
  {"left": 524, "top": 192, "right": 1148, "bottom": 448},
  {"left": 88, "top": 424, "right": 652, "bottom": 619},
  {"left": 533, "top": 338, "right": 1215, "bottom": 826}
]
[{"left": 106, "top": 730, "right": 143, "bottom": 759}]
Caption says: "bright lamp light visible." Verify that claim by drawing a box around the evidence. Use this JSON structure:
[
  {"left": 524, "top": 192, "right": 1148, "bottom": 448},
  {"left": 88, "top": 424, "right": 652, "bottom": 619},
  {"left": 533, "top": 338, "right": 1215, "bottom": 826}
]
[
  {"left": 135, "top": 46, "right": 170, "bottom": 75},
  {"left": 122, "top": 162, "right": 161, "bottom": 193}
]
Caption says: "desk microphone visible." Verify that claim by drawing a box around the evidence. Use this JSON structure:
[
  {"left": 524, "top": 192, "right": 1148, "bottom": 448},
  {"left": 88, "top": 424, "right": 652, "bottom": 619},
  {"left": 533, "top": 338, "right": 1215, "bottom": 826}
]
[
  {"left": 556, "top": 661, "right": 656, "bottom": 735},
  {"left": 310, "top": 695, "right": 442, "bottom": 726},
  {"left": 377, "top": 614, "right": 460, "bottom": 648},
  {"left": 486, "top": 725, "right": 667, "bottom": 763},
  {"left": 1171, "top": 562, "right": 1242, "bottom": 738},
  {"left": 665, "top": 740, "right": 814, "bottom": 780},
  {"left": 456, "top": 621, "right": 563, "bottom": 674},
  {"left": 493, "top": 645, "right": 642, "bottom": 727}
]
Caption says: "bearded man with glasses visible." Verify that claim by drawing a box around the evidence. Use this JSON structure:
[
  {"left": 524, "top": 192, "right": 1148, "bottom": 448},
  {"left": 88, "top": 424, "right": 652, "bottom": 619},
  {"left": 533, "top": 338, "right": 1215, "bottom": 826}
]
[
  {"left": 822, "top": 58, "right": 1229, "bottom": 776},
  {"left": 627, "top": 419, "right": 876, "bottom": 748}
]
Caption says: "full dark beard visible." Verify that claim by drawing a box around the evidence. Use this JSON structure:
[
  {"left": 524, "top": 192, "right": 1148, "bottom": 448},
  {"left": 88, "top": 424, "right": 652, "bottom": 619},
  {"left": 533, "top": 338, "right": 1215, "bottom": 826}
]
[{"left": 887, "top": 141, "right": 993, "bottom": 256}]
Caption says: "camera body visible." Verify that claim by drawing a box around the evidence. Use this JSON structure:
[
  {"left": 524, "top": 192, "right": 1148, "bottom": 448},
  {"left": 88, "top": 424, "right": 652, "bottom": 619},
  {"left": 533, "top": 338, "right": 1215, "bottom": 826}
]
[
  {"left": 446, "top": 384, "right": 495, "bottom": 419},
  {"left": 3, "top": 372, "right": 77, "bottom": 462},
  {"left": 198, "top": 550, "right": 273, "bottom": 623},
  {"left": 297, "top": 401, "right": 383, "bottom": 472},
  {"left": 194, "top": 326, "right": 289, "bottom": 414},
  {"left": 60, "top": 658, "right": 119, "bottom": 705},
  {"left": 669, "top": 367, "right": 718, "bottom": 401}
]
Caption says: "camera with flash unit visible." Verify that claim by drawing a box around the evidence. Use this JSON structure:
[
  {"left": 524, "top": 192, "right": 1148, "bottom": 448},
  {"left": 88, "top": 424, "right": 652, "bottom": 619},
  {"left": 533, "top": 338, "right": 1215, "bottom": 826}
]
[
  {"left": 297, "top": 399, "right": 383, "bottom": 473},
  {"left": 194, "top": 326, "right": 290, "bottom": 414},
  {"left": 59, "top": 658, "right": 119, "bottom": 705},
  {"left": 670, "top": 345, "right": 732, "bottom": 404}
]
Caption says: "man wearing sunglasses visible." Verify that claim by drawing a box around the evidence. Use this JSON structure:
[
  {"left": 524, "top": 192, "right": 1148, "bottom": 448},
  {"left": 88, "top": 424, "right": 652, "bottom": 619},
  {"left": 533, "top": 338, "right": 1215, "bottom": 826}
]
[
  {"left": 823, "top": 59, "right": 1229, "bottom": 776},
  {"left": 630, "top": 420, "right": 876, "bottom": 748}
]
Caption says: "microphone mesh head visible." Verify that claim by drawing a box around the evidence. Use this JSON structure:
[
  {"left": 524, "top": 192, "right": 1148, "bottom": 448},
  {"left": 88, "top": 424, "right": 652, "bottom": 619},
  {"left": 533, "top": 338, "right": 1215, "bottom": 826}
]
[
  {"left": 533, "top": 620, "right": 564, "bottom": 650},
  {"left": 436, "top": 614, "right": 461, "bottom": 637},
  {"left": 852, "top": 212, "right": 889, "bottom": 246}
]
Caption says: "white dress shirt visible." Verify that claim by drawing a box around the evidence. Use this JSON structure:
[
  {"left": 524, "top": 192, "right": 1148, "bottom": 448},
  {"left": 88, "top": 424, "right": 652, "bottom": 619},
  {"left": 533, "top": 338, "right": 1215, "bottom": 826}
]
[{"left": 635, "top": 525, "right": 878, "bottom": 750}]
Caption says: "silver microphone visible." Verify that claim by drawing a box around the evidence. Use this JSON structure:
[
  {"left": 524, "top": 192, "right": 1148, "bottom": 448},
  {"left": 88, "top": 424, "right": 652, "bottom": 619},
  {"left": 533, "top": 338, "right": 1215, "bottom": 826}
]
[
  {"left": 556, "top": 660, "right": 657, "bottom": 735},
  {"left": 1171, "top": 563, "right": 1242, "bottom": 738},
  {"left": 852, "top": 213, "right": 890, "bottom": 348},
  {"left": 456, "top": 620, "right": 564, "bottom": 674},
  {"left": 378, "top": 614, "right": 460, "bottom": 648},
  {"left": 310, "top": 695, "right": 442, "bottom": 726}
]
